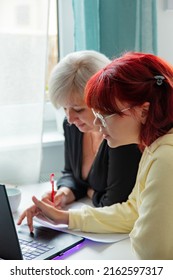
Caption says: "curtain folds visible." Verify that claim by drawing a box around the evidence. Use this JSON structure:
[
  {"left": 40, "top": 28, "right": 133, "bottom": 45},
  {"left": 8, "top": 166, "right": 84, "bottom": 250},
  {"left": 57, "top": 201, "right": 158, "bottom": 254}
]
[
  {"left": 135, "top": 0, "right": 157, "bottom": 54},
  {"left": 72, "top": 0, "right": 100, "bottom": 51},
  {"left": 72, "top": 0, "right": 157, "bottom": 58},
  {"left": 0, "top": 0, "right": 49, "bottom": 185}
]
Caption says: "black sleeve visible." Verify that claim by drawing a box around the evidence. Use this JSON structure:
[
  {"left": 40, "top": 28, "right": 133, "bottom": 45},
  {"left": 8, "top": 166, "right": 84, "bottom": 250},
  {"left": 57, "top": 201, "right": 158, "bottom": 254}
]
[
  {"left": 92, "top": 144, "right": 141, "bottom": 207},
  {"left": 56, "top": 118, "right": 88, "bottom": 200}
]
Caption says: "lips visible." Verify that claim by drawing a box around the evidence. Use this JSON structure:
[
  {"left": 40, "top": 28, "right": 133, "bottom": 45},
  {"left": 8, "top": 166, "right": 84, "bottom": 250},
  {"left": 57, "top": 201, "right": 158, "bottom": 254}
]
[
  {"left": 77, "top": 123, "right": 85, "bottom": 128},
  {"left": 74, "top": 122, "right": 84, "bottom": 127}
]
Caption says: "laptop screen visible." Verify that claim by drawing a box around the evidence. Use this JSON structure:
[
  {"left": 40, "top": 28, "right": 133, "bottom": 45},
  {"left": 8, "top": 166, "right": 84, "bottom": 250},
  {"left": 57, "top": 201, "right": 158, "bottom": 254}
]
[{"left": 0, "top": 184, "right": 23, "bottom": 259}]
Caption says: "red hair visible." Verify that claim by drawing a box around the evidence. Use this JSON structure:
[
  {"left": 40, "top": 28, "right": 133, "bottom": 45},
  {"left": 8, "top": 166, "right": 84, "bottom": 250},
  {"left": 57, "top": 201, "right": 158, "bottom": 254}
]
[{"left": 85, "top": 52, "right": 173, "bottom": 150}]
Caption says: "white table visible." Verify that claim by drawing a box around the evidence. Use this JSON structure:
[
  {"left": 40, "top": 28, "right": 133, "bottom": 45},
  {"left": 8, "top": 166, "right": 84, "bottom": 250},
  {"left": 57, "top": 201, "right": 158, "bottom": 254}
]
[{"left": 14, "top": 182, "right": 137, "bottom": 260}]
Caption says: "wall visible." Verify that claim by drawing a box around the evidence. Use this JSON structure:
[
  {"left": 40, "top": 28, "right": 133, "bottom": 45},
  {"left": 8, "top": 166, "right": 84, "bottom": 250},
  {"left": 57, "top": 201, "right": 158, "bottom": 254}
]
[{"left": 40, "top": 103, "right": 65, "bottom": 183}]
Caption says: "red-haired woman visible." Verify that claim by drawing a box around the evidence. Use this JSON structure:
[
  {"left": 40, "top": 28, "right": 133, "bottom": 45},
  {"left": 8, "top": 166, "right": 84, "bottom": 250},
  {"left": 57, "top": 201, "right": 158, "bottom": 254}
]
[{"left": 18, "top": 52, "right": 173, "bottom": 259}]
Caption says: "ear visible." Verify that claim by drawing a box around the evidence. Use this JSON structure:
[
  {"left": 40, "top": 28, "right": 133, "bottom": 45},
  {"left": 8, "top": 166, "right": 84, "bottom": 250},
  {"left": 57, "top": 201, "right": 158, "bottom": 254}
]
[{"left": 140, "top": 102, "right": 150, "bottom": 124}]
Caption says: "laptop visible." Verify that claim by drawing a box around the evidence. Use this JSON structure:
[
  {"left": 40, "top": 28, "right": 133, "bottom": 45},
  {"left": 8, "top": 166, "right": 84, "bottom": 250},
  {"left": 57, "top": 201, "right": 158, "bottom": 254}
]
[{"left": 0, "top": 184, "right": 84, "bottom": 260}]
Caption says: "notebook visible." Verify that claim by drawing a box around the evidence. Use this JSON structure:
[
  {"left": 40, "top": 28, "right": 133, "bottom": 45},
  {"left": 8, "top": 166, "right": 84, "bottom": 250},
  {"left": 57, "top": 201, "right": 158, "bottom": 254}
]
[{"left": 0, "top": 184, "right": 84, "bottom": 260}]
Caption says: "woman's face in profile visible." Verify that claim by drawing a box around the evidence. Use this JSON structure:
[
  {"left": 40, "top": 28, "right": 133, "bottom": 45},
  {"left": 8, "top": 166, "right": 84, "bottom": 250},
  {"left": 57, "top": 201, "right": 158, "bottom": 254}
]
[
  {"left": 62, "top": 93, "right": 99, "bottom": 133},
  {"left": 93, "top": 104, "right": 142, "bottom": 148}
]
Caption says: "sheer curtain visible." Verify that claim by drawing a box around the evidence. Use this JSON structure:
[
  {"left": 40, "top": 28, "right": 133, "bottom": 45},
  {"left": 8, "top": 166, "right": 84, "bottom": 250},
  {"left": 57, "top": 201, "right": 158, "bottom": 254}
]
[{"left": 0, "top": 0, "right": 49, "bottom": 185}]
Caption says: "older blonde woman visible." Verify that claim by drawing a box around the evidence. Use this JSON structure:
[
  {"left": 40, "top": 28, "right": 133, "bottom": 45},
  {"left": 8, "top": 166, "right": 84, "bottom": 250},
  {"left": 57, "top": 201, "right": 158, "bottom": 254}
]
[{"left": 46, "top": 50, "right": 141, "bottom": 208}]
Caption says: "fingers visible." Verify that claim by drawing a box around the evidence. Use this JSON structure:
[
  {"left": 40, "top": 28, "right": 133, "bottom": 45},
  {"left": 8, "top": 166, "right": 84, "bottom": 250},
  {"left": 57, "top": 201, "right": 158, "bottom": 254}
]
[
  {"left": 42, "top": 197, "right": 54, "bottom": 206},
  {"left": 32, "top": 196, "right": 42, "bottom": 206},
  {"left": 17, "top": 204, "right": 40, "bottom": 233},
  {"left": 17, "top": 211, "right": 27, "bottom": 225},
  {"left": 32, "top": 196, "right": 62, "bottom": 223},
  {"left": 54, "top": 192, "right": 65, "bottom": 208},
  {"left": 42, "top": 192, "right": 65, "bottom": 208},
  {"left": 26, "top": 205, "right": 40, "bottom": 233},
  {"left": 41, "top": 190, "right": 64, "bottom": 208},
  {"left": 42, "top": 190, "right": 56, "bottom": 201},
  {"left": 32, "top": 196, "right": 53, "bottom": 214},
  {"left": 17, "top": 194, "right": 66, "bottom": 233},
  {"left": 17, "top": 196, "right": 58, "bottom": 233}
]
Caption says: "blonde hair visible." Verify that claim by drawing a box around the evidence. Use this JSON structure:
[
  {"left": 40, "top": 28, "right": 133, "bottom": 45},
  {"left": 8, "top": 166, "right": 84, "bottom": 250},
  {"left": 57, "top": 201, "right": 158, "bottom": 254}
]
[{"left": 49, "top": 50, "right": 111, "bottom": 108}]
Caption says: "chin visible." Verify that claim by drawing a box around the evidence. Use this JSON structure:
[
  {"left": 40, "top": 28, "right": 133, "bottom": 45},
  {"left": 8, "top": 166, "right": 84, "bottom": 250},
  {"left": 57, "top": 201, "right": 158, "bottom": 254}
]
[
  {"left": 107, "top": 139, "right": 118, "bottom": 148},
  {"left": 77, "top": 127, "right": 84, "bottom": 132},
  {"left": 79, "top": 124, "right": 94, "bottom": 133},
  {"left": 107, "top": 141, "right": 114, "bottom": 148},
  {"left": 78, "top": 126, "right": 90, "bottom": 133},
  {"left": 76, "top": 124, "right": 86, "bottom": 131}
]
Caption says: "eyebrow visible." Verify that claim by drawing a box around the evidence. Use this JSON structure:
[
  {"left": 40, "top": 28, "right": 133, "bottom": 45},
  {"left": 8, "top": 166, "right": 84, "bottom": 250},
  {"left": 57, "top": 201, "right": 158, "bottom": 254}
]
[
  {"left": 63, "top": 105, "right": 86, "bottom": 110},
  {"left": 73, "top": 105, "right": 86, "bottom": 109}
]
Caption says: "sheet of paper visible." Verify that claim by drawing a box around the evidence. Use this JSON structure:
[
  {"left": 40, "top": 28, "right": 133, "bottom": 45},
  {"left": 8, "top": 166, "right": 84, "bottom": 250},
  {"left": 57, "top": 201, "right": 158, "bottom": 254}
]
[{"left": 34, "top": 201, "right": 129, "bottom": 243}]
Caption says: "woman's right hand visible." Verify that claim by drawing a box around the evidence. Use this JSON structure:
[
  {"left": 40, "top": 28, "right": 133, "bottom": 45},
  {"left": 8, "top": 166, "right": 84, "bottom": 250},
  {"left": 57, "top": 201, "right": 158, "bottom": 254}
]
[
  {"left": 42, "top": 187, "right": 75, "bottom": 209},
  {"left": 17, "top": 196, "right": 69, "bottom": 233}
]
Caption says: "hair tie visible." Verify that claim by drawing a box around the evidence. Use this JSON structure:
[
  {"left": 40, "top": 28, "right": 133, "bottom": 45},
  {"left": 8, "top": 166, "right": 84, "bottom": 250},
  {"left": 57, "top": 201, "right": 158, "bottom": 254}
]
[{"left": 154, "top": 75, "right": 165, "bottom": 86}]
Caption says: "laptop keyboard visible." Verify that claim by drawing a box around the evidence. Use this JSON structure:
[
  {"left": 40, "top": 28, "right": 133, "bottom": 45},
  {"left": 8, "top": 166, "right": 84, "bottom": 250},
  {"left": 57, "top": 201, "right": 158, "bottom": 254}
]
[{"left": 19, "top": 239, "right": 54, "bottom": 260}]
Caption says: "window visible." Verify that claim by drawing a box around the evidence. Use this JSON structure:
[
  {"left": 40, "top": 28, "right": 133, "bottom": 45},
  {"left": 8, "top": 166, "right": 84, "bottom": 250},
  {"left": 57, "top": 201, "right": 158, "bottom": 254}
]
[
  {"left": 44, "top": 0, "right": 74, "bottom": 132},
  {"left": 0, "top": 0, "right": 49, "bottom": 184},
  {"left": 0, "top": 0, "right": 75, "bottom": 184},
  {"left": 46, "top": 0, "right": 58, "bottom": 101}
]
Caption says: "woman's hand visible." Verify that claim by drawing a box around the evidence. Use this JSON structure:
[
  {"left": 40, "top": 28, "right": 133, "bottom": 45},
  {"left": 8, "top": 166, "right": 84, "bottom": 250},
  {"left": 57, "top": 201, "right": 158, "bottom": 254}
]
[
  {"left": 42, "top": 187, "right": 75, "bottom": 209},
  {"left": 17, "top": 203, "right": 40, "bottom": 233},
  {"left": 17, "top": 196, "right": 69, "bottom": 233}
]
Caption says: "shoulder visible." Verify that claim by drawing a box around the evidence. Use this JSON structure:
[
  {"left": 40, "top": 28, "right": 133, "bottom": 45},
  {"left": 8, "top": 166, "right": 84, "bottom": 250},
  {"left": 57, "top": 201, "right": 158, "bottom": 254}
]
[
  {"left": 63, "top": 118, "right": 83, "bottom": 145},
  {"left": 63, "top": 118, "right": 80, "bottom": 134},
  {"left": 148, "top": 134, "right": 173, "bottom": 163}
]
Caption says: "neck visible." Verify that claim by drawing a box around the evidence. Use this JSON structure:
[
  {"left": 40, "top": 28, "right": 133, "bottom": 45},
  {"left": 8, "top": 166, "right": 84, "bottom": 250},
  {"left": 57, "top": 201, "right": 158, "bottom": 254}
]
[{"left": 87, "top": 131, "right": 103, "bottom": 155}]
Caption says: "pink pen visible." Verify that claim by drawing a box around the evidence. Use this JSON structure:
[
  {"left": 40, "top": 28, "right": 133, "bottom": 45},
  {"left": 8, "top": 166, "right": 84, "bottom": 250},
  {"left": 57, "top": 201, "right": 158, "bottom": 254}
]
[{"left": 50, "top": 173, "right": 55, "bottom": 203}]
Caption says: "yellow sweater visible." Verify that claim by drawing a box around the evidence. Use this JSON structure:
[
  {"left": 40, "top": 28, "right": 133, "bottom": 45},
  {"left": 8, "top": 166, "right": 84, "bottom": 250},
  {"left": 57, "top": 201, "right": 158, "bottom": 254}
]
[{"left": 69, "top": 128, "right": 173, "bottom": 259}]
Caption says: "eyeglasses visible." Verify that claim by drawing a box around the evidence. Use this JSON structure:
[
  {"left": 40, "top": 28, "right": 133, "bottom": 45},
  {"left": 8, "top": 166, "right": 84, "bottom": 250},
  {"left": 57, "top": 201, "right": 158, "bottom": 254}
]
[{"left": 92, "top": 107, "right": 131, "bottom": 128}]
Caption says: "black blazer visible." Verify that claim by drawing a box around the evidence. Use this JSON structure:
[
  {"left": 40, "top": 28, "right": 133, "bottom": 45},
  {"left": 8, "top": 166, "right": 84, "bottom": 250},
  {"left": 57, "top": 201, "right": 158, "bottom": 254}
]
[{"left": 57, "top": 118, "right": 141, "bottom": 207}]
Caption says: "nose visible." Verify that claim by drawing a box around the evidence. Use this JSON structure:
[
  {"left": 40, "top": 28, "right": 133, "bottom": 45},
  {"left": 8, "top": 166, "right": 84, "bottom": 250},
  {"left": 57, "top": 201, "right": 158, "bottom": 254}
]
[{"left": 66, "top": 109, "right": 77, "bottom": 124}]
